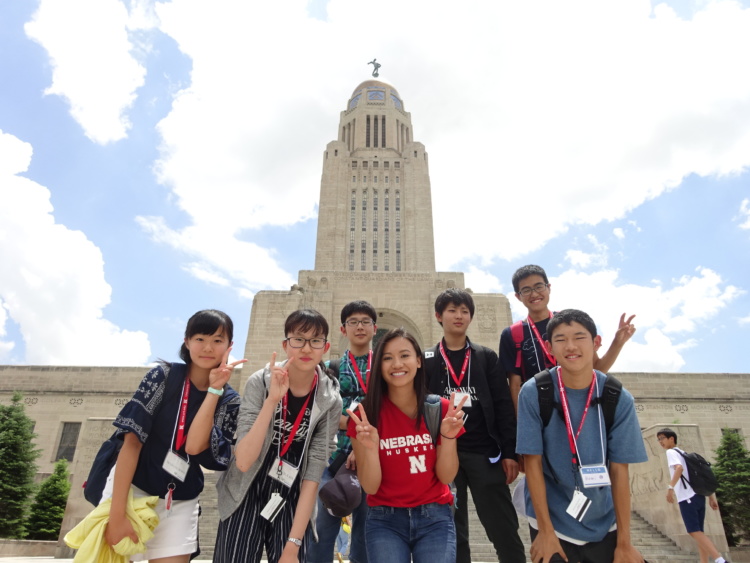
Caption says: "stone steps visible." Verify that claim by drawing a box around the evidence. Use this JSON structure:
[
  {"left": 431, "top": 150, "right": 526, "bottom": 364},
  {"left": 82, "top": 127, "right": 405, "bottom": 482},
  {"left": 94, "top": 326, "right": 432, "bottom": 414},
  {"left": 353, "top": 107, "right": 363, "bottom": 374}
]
[{"left": 195, "top": 476, "right": 697, "bottom": 562}]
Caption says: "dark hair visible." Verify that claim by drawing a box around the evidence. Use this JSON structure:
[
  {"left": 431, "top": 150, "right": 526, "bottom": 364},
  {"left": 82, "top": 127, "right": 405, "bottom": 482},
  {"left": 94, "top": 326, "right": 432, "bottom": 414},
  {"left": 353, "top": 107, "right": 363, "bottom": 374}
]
[
  {"left": 179, "top": 309, "right": 234, "bottom": 364},
  {"left": 657, "top": 428, "right": 678, "bottom": 444},
  {"left": 546, "top": 309, "right": 598, "bottom": 340},
  {"left": 340, "top": 300, "right": 377, "bottom": 325},
  {"left": 434, "top": 288, "right": 475, "bottom": 322},
  {"left": 512, "top": 265, "right": 549, "bottom": 293},
  {"left": 361, "top": 328, "right": 427, "bottom": 432},
  {"left": 285, "top": 308, "right": 330, "bottom": 339}
]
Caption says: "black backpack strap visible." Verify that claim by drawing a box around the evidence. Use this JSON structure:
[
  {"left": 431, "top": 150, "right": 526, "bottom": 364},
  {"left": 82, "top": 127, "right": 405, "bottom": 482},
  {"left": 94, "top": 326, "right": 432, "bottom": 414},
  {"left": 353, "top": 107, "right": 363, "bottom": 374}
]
[
  {"left": 534, "top": 369, "right": 556, "bottom": 427},
  {"left": 423, "top": 394, "right": 442, "bottom": 445},
  {"left": 591, "top": 375, "right": 622, "bottom": 434}
]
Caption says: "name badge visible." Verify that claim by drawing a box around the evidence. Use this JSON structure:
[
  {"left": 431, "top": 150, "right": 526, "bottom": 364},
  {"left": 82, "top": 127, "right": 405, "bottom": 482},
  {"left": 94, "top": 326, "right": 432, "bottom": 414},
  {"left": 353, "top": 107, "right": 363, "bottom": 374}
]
[
  {"left": 454, "top": 391, "right": 472, "bottom": 408},
  {"left": 566, "top": 489, "right": 592, "bottom": 522},
  {"left": 269, "top": 458, "right": 300, "bottom": 487},
  {"left": 425, "top": 351, "right": 435, "bottom": 359},
  {"left": 162, "top": 450, "right": 189, "bottom": 482},
  {"left": 579, "top": 464, "right": 611, "bottom": 488},
  {"left": 260, "top": 492, "right": 286, "bottom": 521}
]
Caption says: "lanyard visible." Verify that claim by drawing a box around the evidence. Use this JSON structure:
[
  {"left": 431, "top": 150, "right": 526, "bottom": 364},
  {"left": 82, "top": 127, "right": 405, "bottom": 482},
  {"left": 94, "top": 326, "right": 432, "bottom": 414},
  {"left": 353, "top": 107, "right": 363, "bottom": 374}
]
[
  {"left": 438, "top": 340, "right": 471, "bottom": 387},
  {"left": 278, "top": 374, "right": 318, "bottom": 459},
  {"left": 556, "top": 368, "right": 597, "bottom": 467},
  {"left": 527, "top": 315, "right": 557, "bottom": 368},
  {"left": 174, "top": 377, "right": 191, "bottom": 451},
  {"left": 348, "top": 350, "right": 371, "bottom": 393}
]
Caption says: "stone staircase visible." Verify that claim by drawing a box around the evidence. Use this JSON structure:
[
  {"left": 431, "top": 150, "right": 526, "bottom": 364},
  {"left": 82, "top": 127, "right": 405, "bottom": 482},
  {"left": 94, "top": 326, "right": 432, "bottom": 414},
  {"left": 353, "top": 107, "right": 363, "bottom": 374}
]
[{"left": 195, "top": 475, "right": 697, "bottom": 562}]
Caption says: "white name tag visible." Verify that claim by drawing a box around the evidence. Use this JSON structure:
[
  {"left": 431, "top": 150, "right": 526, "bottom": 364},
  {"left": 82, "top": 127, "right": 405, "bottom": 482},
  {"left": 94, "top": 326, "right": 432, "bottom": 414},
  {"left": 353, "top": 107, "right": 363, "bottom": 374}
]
[
  {"left": 580, "top": 464, "right": 611, "bottom": 488},
  {"left": 566, "top": 489, "right": 592, "bottom": 522},
  {"left": 260, "top": 492, "right": 286, "bottom": 521},
  {"left": 425, "top": 351, "right": 435, "bottom": 358},
  {"left": 269, "top": 457, "right": 300, "bottom": 487},
  {"left": 454, "top": 391, "right": 472, "bottom": 408},
  {"left": 162, "top": 450, "right": 189, "bottom": 482}
]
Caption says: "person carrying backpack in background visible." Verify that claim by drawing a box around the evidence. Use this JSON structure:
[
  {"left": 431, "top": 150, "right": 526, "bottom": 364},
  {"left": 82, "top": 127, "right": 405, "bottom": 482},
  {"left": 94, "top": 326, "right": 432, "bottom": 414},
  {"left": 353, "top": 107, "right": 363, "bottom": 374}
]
[{"left": 657, "top": 428, "right": 729, "bottom": 563}]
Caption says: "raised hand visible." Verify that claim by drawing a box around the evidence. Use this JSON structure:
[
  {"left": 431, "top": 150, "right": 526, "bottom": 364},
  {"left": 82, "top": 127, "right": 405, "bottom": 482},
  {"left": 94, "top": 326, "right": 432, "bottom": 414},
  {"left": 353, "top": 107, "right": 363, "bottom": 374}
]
[
  {"left": 440, "top": 392, "right": 468, "bottom": 439},
  {"left": 268, "top": 352, "right": 291, "bottom": 403},
  {"left": 347, "top": 404, "right": 379, "bottom": 449},
  {"left": 208, "top": 346, "right": 248, "bottom": 390},
  {"left": 613, "top": 313, "right": 636, "bottom": 346}
]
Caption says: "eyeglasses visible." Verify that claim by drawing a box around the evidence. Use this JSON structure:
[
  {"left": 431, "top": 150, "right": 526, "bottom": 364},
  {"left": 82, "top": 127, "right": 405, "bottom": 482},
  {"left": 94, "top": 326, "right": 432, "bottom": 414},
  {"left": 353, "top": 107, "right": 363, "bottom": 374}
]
[
  {"left": 518, "top": 283, "right": 550, "bottom": 297},
  {"left": 285, "top": 337, "right": 327, "bottom": 349},
  {"left": 343, "top": 319, "right": 374, "bottom": 327}
]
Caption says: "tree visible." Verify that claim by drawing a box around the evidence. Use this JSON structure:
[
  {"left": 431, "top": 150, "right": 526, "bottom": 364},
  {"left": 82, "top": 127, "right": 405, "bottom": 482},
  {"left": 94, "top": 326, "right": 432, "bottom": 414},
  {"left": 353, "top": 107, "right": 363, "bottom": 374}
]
[
  {"left": 714, "top": 428, "right": 750, "bottom": 546},
  {"left": 26, "top": 459, "right": 71, "bottom": 540},
  {"left": 0, "top": 392, "right": 40, "bottom": 538}
]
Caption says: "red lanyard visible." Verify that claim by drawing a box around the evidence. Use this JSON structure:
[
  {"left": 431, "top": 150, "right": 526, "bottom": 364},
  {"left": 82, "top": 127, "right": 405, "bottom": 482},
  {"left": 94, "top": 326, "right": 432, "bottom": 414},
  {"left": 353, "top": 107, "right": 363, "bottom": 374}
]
[
  {"left": 527, "top": 315, "right": 557, "bottom": 368},
  {"left": 438, "top": 341, "right": 471, "bottom": 387},
  {"left": 279, "top": 374, "right": 317, "bottom": 459},
  {"left": 555, "top": 368, "right": 597, "bottom": 467},
  {"left": 348, "top": 351, "right": 371, "bottom": 393},
  {"left": 174, "top": 377, "right": 191, "bottom": 451}
]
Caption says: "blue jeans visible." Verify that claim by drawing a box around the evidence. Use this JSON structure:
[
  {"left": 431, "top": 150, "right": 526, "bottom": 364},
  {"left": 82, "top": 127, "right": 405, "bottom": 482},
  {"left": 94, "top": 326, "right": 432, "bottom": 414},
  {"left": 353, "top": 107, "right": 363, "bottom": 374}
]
[
  {"left": 308, "top": 466, "right": 368, "bottom": 563},
  {"left": 365, "top": 503, "right": 456, "bottom": 563}
]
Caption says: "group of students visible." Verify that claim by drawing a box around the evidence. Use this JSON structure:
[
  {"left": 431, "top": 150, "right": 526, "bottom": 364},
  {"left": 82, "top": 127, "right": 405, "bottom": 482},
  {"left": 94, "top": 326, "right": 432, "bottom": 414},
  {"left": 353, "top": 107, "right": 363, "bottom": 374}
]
[{"left": 95, "top": 263, "right": 724, "bottom": 563}]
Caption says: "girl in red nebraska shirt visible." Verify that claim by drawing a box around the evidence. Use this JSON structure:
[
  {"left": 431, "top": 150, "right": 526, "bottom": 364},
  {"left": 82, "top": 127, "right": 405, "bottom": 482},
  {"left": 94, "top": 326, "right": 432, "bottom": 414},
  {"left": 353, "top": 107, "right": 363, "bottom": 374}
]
[{"left": 347, "top": 327, "right": 467, "bottom": 563}]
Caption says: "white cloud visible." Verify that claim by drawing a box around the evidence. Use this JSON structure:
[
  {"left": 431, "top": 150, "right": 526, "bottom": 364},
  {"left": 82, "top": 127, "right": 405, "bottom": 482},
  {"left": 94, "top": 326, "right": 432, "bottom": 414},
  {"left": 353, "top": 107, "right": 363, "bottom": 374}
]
[
  {"left": 0, "top": 300, "right": 16, "bottom": 362},
  {"left": 738, "top": 198, "right": 750, "bottom": 229},
  {"left": 613, "top": 228, "right": 625, "bottom": 239},
  {"left": 0, "top": 130, "right": 151, "bottom": 365},
  {"left": 25, "top": 0, "right": 154, "bottom": 144},
  {"left": 739, "top": 314, "right": 750, "bottom": 326},
  {"left": 505, "top": 267, "right": 741, "bottom": 372},
  {"left": 464, "top": 266, "right": 504, "bottom": 293}
]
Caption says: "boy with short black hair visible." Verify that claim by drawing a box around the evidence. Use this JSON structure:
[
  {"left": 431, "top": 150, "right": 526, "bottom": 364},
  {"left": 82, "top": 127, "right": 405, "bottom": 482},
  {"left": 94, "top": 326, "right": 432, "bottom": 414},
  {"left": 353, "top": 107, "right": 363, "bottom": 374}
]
[
  {"left": 656, "top": 428, "right": 727, "bottom": 563},
  {"left": 517, "top": 308, "right": 647, "bottom": 563},
  {"left": 214, "top": 308, "right": 342, "bottom": 562},
  {"left": 499, "top": 264, "right": 636, "bottom": 413},
  {"left": 308, "top": 300, "right": 377, "bottom": 563},
  {"left": 425, "top": 288, "right": 525, "bottom": 563}
]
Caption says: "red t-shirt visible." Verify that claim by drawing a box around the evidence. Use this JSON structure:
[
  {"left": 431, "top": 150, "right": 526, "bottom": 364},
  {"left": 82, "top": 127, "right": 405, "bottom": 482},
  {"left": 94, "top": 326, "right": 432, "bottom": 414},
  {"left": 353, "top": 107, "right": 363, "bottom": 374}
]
[{"left": 347, "top": 396, "right": 463, "bottom": 507}]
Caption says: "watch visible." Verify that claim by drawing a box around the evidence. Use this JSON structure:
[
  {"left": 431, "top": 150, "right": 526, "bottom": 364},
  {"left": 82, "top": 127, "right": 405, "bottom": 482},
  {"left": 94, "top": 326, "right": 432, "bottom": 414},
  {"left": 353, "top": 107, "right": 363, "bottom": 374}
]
[
  {"left": 287, "top": 537, "right": 303, "bottom": 547},
  {"left": 668, "top": 485, "right": 674, "bottom": 490},
  {"left": 207, "top": 386, "right": 224, "bottom": 396}
]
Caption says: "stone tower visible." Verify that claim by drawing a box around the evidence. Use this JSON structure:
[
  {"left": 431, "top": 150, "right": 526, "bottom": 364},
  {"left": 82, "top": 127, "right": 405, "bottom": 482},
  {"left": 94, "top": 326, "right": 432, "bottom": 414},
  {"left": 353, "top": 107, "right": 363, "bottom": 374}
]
[{"left": 241, "top": 78, "right": 511, "bottom": 378}]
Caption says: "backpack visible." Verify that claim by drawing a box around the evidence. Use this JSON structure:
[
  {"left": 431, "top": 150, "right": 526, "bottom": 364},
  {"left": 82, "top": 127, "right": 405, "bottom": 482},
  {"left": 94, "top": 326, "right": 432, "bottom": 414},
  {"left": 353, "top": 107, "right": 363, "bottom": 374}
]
[
  {"left": 509, "top": 320, "right": 527, "bottom": 377},
  {"left": 534, "top": 369, "right": 622, "bottom": 433},
  {"left": 675, "top": 448, "right": 718, "bottom": 496}
]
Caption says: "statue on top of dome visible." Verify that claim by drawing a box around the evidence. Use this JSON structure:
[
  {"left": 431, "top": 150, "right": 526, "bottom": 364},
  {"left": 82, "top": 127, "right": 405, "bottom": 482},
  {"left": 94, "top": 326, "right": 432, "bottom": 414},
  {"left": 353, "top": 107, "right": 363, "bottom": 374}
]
[{"left": 368, "top": 58, "right": 381, "bottom": 78}]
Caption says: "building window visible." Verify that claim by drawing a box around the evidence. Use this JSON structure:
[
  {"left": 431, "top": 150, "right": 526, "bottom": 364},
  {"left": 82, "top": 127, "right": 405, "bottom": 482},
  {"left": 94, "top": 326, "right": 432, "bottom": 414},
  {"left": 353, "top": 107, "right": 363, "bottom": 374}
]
[
  {"left": 373, "top": 161, "right": 379, "bottom": 169},
  {"left": 334, "top": 149, "right": 338, "bottom": 156},
  {"left": 363, "top": 176, "right": 367, "bottom": 183},
  {"left": 362, "top": 161, "right": 368, "bottom": 168},
  {"left": 385, "top": 176, "right": 389, "bottom": 183},
  {"left": 396, "top": 176, "right": 399, "bottom": 184},
  {"left": 394, "top": 162, "right": 400, "bottom": 169},
  {"left": 353, "top": 176, "right": 356, "bottom": 182},
  {"left": 352, "top": 161, "right": 357, "bottom": 168},
  {"left": 56, "top": 422, "right": 81, "bottom": 462},
  {"left": 366, "top": 116, "right": 371, "bottom": 148},
  {"left": 373, "top": 114, "right": 379, "bottom": 148},
  {"left": 384, "top": 161, "right": 389, "bottom": 169},
  {"left": 382, "top": 116, "right": 386, "bottom": 148},
  {"left": 374, "top": 176, "right": 377, "bottom": 183},
  {"left": 350, "top": 190, "right": 356, "bottom": 270}
]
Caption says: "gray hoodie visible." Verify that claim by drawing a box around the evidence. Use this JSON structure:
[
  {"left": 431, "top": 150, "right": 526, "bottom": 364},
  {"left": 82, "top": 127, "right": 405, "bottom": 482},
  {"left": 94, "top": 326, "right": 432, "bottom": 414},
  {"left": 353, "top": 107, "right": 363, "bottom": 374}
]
[{"left": 216, "top": 361, "right": 342, "bottom": 521}]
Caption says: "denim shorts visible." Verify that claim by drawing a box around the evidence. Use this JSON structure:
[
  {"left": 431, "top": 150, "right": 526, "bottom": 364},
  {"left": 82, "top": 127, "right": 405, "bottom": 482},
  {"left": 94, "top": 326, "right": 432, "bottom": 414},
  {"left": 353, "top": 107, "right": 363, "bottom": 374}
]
[{"left": 365, "top": 503, "right": 455, "bottom": 563}]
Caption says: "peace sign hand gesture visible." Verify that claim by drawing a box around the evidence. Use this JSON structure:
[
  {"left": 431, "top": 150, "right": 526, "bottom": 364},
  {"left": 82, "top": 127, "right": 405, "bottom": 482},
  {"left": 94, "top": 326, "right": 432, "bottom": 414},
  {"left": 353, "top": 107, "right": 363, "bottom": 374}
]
[
  {"left": 209, "top": 346, "right": 248, "bottom": 390},
  {"left": 440, "top": 392, "right": 467, "bottom": 440},
  {"left": 347, "top": 404, "right": 379, "bottom": 450},
  {"left": 268, "top": 352, "right": 291, "bottom": 403}
]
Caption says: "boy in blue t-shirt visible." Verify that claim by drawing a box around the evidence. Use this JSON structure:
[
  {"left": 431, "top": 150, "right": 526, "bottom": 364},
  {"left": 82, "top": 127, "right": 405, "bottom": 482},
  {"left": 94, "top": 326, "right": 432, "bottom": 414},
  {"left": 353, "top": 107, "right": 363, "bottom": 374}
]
[{"left": 517, "top": 309, "right": 647, "bottom": 563}]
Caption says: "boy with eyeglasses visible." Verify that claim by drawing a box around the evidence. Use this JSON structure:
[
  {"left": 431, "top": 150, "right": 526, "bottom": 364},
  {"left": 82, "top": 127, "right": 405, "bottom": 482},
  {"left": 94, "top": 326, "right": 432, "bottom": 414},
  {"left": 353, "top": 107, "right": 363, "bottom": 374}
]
[
  {"left": 499, "top": 265, "right": 637, "bottom": 413},
  {"left": 424, "top": 288, "right": 525, "bottom": 563},
  {"left": 214, "top": 308, "right": 341, "bottom": 562},
  {"left": 308, "top": 300, "right": 377, "bottom": 563}
]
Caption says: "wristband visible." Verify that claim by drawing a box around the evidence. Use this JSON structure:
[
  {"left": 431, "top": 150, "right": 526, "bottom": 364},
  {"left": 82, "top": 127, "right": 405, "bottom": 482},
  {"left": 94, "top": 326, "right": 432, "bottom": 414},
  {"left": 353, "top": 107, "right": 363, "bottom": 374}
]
[
  {"left": 207, "top": 386, "right": 224, "bottom": 396},
  {"left": 440, "top": 433, "right": 456, "bottom": 439},
  {"left": 668, "top": 485, "right": 674, "bottom": 490},
  {"left": 287, "top": 537, "right": 302, "bottom": 547}
]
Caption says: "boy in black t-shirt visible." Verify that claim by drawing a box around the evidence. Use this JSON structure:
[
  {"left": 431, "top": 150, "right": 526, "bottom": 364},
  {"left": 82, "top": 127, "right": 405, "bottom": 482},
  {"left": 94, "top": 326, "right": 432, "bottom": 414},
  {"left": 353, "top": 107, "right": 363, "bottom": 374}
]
[
  {"left": 499, "top": 264, "right": 636, "bottom": 414},
  {"left": 424, "top": 288, "right": 525, "bottom": 563}
]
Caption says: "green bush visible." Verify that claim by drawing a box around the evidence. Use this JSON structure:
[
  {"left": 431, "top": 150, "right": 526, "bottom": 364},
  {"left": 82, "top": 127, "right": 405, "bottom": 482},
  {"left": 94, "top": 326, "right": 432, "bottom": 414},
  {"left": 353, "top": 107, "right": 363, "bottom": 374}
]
[
  {"left": 26, "top": 459, "right": 71, "bottom": 541},
  {"left": 714, "top": 429, "right": 750, "bottom": 546}
]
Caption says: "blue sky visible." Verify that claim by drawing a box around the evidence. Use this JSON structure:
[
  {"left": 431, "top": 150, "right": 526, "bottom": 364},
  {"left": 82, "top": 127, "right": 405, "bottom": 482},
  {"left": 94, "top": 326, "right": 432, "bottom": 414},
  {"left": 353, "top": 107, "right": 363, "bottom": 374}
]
[{"left": 1, "top": 0, "right": 749, "bottom": 373}]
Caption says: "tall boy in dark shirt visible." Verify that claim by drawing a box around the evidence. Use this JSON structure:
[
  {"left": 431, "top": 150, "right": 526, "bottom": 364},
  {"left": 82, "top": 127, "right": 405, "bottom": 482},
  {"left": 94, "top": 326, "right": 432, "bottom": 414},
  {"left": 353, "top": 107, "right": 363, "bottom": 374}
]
[{"left": 425, "top": 288, "right": 525, "bottom": 563}]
